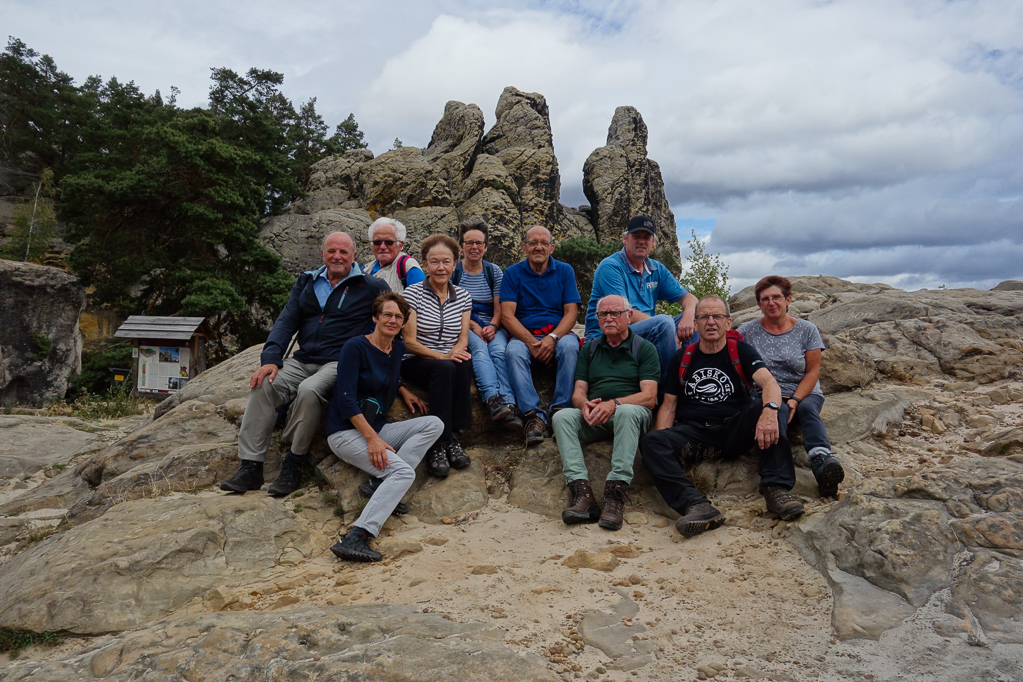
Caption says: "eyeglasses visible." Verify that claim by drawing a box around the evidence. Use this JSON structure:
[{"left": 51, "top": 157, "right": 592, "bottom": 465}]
[
  {"left": 378, "top": 312, "right": 404, "bottom": 322},
  {"left": 372, "top": 239, "right": 398, "bottom": 247},
  {"left": 596, "top": 310, "right": 626, "bottom": 320},
  {"left": 695, "top": 313, "right": 729, "bottom": 322},
  {"left": 525, "top": 240, "right": 552, "bottom": 248},
  {"left": 759, "top": 295, "right": 786, "bottom": 303},
  {"left": 462, "top": 240, "right": 486, "bottom": 247}
]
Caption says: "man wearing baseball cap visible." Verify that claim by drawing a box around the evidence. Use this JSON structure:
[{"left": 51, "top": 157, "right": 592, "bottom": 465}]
[{"left": 583, "top": 215, "right": 698, "bottom": 379}]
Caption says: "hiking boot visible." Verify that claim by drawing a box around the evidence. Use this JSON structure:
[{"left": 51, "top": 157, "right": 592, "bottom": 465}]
[
  {"left": 674, "top": 501, "right": 725, "bottom": 538},
  {"left": 426, "top": 441, "right": 450, "bottom": 478},
  {"left": 329, "top": 526, "right": 382, "bottom": 562},
  {"left": 358, "top": 476, "right": 409, "bottom": 515},
  {"left": 447, "top": 437, "right": 471, "bottom": 469},
  {"left": 485, "top": 395, "right": 512, "bottom": 422},
  {"left": 267, "top": 452, "right": 304, "bottom": 497},
  {"left": 220, "top": 459, "right": 264, "bottom": 493},
  {"left": 809, "top": 452, "right": 845, "bottom": 497},
  {"left": 561, "top": 479, "right": 600, "bottom": 525},
  {"left": 761, "top": 485, "right": 805, "bottom": 521},
  {"left": 523, "top": 411, "right": 546, "bottom": 447},
  {"left": 599, "top": 479, "right": 628, "bottom": 531},
  {"left": 503, "top": 405, "right": 524, "bottom": 431}
]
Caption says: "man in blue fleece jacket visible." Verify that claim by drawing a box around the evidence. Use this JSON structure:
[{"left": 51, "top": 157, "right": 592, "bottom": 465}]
[{"left": 221, "top": 231, "right": 389, "bottom": 497}]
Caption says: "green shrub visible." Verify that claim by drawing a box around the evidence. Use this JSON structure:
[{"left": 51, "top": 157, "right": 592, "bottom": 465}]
[
  {"left": 67, "top": 342, "right": 134, "bottom": 398},
  {"left": 0, "top": 627, "right": 62, "bottom": 658},
  {"left": 555, "top": 236, "right": 621, "bottom": 322},
  {"left": 679, "top": 229, "right": 730, "bottom": 300}
]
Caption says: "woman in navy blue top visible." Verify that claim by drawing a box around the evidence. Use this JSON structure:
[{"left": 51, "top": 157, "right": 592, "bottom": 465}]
[{"left": 327, "top": 292, "right": 442, "bottom": 562}]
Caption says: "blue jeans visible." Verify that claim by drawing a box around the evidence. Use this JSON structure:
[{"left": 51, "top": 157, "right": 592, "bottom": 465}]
[
  {"left": 778, "top": 393, "right": 832, "bottom": 458},
  {"left": 629, "top": 314, "right": 684, "bottom": 380},
  {"left": 467, "top": 328, "right": 514, "bottom": 404},
  {"left": 506, "top": 333, "right": 580, "bottom": 422}
]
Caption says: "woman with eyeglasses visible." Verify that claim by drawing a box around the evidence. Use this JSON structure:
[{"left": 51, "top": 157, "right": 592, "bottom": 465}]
[
  {"left": 452, "top": 218, "right": 522, "bottom": 431},
  {"left": 737, "top": 275, "right": 845, "bottom": 497},
  {"left": 326, "top": 292, "right": 441, "bottom": 562},
  {"left": 400, "top": 234, "right": 475, "bottom": 478}
]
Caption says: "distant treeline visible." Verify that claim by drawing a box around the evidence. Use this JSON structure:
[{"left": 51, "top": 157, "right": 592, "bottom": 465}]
[{"left": 0, "top": 37, "right": 369, "bottom": 354}]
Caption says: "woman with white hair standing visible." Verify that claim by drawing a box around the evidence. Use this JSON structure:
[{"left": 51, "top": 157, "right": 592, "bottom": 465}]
[{"left": 362, "top": 217, "right": 425, "bottom": 293}]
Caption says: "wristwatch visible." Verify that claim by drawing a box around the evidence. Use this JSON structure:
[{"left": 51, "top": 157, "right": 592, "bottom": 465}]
[
  {"left": 764, "top": 402, "right": 780, "bottom": 411},
  {"left": 547, "top": 332, "right": 559, "bottom": 341},
  {"left": 613, "top": 398, "right": 622, "bottom": 408}
]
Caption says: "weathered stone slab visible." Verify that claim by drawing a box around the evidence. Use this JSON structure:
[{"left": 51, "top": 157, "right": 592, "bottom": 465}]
[
  {"left": 0, "top": 495, "right": 322, "bottom": 634},
  {"left": 0, "top": 605, "right": 557, "bottom": 681}
]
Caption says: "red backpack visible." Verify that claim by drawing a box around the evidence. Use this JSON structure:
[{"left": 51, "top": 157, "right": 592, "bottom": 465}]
[{"left": 678, "top": 329, "right": 752, "bottom": 389}]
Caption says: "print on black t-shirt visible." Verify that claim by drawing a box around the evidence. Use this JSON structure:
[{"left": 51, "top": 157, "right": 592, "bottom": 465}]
[{"left": 684, "top": 367, "right": 735, "bottom": 403}]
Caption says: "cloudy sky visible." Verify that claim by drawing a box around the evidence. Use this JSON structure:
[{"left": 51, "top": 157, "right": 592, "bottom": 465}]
[{"left": 4, "top": 0, "right": 1021, "bottom": 291}]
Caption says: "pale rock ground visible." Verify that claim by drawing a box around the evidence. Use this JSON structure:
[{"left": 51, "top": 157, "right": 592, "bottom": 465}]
[{"left": 2, "top": 380, "right": 1021, "bottom": 681}]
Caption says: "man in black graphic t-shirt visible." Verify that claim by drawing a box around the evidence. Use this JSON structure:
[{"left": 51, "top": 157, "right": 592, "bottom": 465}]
[{"left": 639, "top": 296, "right": 804, "bottom": 539}]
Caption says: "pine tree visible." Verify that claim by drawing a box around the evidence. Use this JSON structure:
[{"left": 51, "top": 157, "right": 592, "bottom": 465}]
[{"left": 327, "top": 113, "right": 368, "bottom": 153}]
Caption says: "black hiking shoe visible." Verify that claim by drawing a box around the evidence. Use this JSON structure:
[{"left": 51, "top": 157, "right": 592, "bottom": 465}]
[
  {"left": 426, "top": 441, "right": 450, "bottom": 478},
  {"left": 267, "top": 452, "right": 304, "bottom": 497},
  {"left": 220, "top": 459, "right": 264, "bottom": 494},
  {"left": 675, "top": 501, "right": 725, "bottom": 538},
  {"left": 447, "top": 437, "right": 471, "bottom": 469},
  {"left": 503, "top": 405, "right": 524, "bottom": 431},
  {"left": 330, "top": 526, "right": 382, "bottom": 562},
  {"left": 485, "top": 395, "right": 512, "bottom": 421},
  {"left": 761, "top": 485, "right": 805, "bottom": 521},
  {"left": 523, "top": 411, "right": 546, "bottom": 447},
  {"left": 359, "top": 476, "right": 409, "bottom": 515},
  {"left": 809, "top": 452, "right": 845, "bottom": 497}
]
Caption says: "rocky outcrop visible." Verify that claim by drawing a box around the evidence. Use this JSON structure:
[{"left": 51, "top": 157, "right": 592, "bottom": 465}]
[
  {"left": 0, "top": 495, "right": 324, "bottom": 634},
  {"left": 0, "top": 605, "right": 557, "bottom": 681},
  {"left": 582, "top": 106, "right": 682, "bottom": 266},
  {"left": 0, "top": 260, "right": 86, "bottom": 406},
  {"left": 791, "top": 457, "right": 1023, "bottom": 643},
  {"left": 261, "top": 89, "right": 685, "bottom": 272}
]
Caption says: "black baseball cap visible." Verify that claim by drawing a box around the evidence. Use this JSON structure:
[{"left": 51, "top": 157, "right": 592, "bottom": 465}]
[{"left": 626, "top": 215, "right": 656, "bottom": 235}]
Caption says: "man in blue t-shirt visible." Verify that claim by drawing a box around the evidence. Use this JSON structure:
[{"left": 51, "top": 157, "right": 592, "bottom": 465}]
[
  {"left": 501, "top": 226, "right": 582, "bottom": 446},
  {"left": 584, "top": 215, "right": 698, "bottom": 379}
]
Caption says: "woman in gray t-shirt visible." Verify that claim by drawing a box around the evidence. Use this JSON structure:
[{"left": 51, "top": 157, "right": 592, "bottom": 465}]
[{"left": 737, "top": 276, "right": 844, "bottom": 497}]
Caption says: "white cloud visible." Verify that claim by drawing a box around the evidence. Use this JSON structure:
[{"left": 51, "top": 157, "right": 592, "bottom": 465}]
[{"left": 3, "top": 0, "right": 1021, "bottom": 290}]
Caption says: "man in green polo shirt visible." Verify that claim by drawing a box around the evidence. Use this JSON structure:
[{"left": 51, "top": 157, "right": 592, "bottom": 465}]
[{"left": 551, "top": 295, "right": 660, "bottom": 531}]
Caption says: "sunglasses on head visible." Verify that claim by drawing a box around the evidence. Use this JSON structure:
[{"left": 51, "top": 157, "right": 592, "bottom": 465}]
[{"left": 372, "top": 239, "right": 398, "bottom": 246}]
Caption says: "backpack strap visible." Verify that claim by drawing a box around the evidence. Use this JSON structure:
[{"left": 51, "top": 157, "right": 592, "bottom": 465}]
[
  {"left": 483, "top": 260, "right": 496, "bottom": 295},
  {"left": 677, "top": 341, "right": 699, "bottom": 384},
  {"left": 452, "top": 260, "right": 464, "bottom": 286},
  {"left": 727, "top": 337, "right": 751, "bottom": 388},
  {"left": 396, "top": 253, "right": 411, "bottom": 288},
  {"left": 589, "top": 332, "right": 645, "bottom": 362}
]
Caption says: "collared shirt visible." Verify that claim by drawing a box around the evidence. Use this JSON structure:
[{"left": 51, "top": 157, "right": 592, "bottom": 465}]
[
  {"left": 312, "top": 262, "right": 364, "bottom": 310},
  {"left": 500, "top": 256, "right": 582, "bottom": 331},
  {"left": 403, "top": 280, "right": 473, "bottom": 354},
  {"left": 575, "top": 329, "right": 660, "bottom": 401},
  {"left": 584, "top": 249, "right": 688, "bottom": 340}
]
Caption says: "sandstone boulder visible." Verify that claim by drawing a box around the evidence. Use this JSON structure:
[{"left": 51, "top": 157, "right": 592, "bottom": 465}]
[
  {"left": 582, "top": 106, "right": 682, "bottom": 267},
  {"left": 0, "top": 260, "right": 86, "bottom": 406}
]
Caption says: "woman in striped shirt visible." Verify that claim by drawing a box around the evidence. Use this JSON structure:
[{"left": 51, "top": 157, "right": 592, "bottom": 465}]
[{"left": 401, "top": 234, "right": 475, "bottom": 478}]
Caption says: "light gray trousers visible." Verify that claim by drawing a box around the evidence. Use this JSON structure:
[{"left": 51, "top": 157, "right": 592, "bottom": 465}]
[
  {"left": 327, "top": 416, "right": 443, "bottom": 536},
  {"left": 237, "top": 358, "right": 337, "bottom": 462}
]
